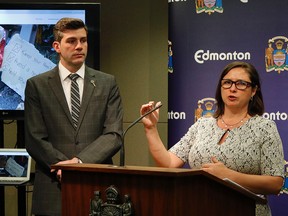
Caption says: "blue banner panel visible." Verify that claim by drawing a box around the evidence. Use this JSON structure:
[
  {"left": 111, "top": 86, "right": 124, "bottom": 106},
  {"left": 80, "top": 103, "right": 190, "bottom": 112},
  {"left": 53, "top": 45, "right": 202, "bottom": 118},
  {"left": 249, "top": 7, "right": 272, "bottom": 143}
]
[{"left": 168, "top": 0, "right": 288, "bottom": 215}]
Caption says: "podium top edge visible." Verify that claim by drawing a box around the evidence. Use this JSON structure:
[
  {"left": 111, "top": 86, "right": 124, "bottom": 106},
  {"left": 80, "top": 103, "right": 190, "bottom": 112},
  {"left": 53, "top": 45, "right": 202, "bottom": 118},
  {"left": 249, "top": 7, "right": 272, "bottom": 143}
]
[{"left": 51, "top": 163, "right": 200, "bottom": 174}]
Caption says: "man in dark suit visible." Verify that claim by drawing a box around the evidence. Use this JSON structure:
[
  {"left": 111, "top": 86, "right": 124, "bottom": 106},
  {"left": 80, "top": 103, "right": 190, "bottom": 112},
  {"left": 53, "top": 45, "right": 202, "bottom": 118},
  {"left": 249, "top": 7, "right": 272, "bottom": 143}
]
[{"left": 24, "top": 18, "right": 123, "bottom": 216}]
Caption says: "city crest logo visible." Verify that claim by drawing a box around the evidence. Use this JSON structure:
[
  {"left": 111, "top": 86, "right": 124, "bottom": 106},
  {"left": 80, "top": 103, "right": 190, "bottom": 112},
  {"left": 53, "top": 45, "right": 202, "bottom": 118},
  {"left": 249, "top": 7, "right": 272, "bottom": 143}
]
[
  {"left": 194, "top": 97, "right": 217, "bottom": 122},
  {"left": 280, "top": 160, "right": 288, "bottom": 195},
  {"left": 168, "top": 40, "right": 174, "bottom": 73},
  {"left": 265, "top": 36, "right": 288, "bottom": 73},
  {"left": 195, "top": 0, "right": 223, "bottom": 15}
]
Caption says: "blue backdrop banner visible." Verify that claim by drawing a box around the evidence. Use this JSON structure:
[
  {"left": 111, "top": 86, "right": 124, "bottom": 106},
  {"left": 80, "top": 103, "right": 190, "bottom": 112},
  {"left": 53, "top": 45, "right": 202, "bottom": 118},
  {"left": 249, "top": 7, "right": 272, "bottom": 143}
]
[{"left": 168, "top": 0, "right": 288, "bottom": 215}]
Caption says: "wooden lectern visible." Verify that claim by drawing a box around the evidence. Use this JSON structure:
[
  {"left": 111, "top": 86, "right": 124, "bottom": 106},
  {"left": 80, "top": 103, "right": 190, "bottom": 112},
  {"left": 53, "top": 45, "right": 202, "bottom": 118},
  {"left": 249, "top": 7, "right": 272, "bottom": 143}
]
[{"left": 51, "top": 164, "right": 266, "bottom": 216}]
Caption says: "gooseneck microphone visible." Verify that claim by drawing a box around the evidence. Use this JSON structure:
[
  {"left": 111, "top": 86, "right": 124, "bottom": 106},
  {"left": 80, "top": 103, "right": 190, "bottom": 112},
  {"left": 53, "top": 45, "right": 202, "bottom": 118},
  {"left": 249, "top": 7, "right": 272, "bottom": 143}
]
[{"left": 120, "top": 102, "right": 163, "bottom": 166}]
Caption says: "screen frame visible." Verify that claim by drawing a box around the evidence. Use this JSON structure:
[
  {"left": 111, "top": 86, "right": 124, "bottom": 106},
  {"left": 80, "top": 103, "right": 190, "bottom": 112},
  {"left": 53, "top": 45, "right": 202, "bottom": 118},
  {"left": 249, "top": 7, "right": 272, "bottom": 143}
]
[{"left": 0, "top": 2, "right": 100, "bottom": 120}]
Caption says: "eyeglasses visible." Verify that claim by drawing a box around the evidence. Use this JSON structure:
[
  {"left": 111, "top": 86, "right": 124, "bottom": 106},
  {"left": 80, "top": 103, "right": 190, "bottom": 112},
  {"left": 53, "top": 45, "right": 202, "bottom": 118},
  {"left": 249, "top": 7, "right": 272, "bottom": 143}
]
[{"left": 221, "top": 79, "right": 253, "bottom": 90}]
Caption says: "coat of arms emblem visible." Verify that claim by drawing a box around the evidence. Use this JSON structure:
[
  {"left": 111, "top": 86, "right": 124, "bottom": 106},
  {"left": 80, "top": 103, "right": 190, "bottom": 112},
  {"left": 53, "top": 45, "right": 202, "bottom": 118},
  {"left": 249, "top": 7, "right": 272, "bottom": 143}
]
[{"left": 265, "top": 36, "right": 288, "bottom": 73}]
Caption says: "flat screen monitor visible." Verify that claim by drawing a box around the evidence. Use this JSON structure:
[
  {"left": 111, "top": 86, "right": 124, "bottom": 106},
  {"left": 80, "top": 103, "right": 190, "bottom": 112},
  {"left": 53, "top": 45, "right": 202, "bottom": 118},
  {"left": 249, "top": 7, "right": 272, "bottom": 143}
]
[{"left": 0, "top": 2, "right": 100, "bottom": 120}]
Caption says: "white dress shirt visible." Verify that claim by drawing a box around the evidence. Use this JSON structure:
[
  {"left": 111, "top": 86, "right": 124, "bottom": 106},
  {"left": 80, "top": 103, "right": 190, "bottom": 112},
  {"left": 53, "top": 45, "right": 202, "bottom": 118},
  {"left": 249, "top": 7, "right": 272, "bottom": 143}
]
[{"left": 58, "top": 62, "right": 85, "bottom": 113}]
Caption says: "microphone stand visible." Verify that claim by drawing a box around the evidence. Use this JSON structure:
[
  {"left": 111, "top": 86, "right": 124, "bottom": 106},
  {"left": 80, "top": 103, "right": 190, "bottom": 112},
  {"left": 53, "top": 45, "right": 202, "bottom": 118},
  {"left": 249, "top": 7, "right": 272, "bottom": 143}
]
[{"left": 120, "top": 102, "right": 163, "bottom": 166}]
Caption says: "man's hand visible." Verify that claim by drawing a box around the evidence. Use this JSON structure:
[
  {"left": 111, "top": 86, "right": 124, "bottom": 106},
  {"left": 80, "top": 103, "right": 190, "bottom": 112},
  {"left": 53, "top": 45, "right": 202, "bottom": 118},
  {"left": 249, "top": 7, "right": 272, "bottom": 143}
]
[{"left": 50, "top": 157, "right": 79, "bottom": 182}]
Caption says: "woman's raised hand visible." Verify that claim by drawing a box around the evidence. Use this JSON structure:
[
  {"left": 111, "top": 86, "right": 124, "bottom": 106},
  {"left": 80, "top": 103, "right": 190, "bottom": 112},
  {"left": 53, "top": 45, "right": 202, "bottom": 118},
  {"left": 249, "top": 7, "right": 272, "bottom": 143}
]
[{"left": 140, "top": 101, "right": 161, "bottom": 129}]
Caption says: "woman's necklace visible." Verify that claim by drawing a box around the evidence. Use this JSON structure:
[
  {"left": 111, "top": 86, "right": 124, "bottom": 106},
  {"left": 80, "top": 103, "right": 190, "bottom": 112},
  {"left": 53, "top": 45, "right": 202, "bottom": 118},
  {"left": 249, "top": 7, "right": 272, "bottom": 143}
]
[{"left": 220, "top": 114, "right": 247, "bottom": 128}]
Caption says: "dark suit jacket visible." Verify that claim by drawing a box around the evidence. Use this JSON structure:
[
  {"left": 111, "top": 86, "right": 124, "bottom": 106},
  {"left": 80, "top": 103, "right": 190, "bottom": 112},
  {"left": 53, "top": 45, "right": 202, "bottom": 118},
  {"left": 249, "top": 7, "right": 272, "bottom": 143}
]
[{"left": 24, "top": 66, "right": 123, "bottom": 216}]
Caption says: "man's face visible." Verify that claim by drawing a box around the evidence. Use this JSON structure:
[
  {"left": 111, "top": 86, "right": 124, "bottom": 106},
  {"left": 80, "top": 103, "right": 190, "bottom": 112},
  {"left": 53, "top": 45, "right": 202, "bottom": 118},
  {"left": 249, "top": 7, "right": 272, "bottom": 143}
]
[{"left": 53, "top": 28, "right": 87, "bottom": 72}]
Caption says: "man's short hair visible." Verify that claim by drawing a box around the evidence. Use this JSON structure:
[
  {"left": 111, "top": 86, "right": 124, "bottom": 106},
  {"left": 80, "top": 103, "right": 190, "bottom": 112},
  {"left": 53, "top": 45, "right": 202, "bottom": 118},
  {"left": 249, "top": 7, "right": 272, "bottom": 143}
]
[{"left": 53, "top": 17, "right": 88, "bottom": 42}]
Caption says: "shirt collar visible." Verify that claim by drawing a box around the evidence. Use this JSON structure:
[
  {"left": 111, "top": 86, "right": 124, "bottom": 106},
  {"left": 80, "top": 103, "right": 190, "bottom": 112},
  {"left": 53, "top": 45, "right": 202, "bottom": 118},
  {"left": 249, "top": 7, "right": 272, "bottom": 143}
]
[{"left": 59, "top": 62, "right": 85, "bottom": 81}]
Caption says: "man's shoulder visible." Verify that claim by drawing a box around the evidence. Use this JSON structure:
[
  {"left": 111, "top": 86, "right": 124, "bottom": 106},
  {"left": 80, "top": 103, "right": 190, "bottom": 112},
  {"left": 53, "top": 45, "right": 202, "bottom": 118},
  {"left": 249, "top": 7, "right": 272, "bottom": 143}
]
[
  {"left": 28, "top": 67, "right": 57, "bottom": 81},
  {"left": 86, "top": 66, "right": 114, "bottom": 79}
]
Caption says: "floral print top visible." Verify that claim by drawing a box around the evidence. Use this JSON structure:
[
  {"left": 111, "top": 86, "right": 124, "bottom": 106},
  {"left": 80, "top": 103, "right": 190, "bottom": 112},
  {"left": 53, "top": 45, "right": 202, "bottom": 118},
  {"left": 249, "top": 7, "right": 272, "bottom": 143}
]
[{"left": 169, "top": 115, "right": 284, "bottom": 216}]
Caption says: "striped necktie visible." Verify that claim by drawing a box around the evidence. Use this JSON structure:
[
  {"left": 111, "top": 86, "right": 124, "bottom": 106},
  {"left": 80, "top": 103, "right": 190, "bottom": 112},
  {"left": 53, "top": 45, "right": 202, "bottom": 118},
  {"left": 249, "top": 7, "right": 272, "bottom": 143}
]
[{"left": 69, "top": 73, "right": 81, "bottom": 128}]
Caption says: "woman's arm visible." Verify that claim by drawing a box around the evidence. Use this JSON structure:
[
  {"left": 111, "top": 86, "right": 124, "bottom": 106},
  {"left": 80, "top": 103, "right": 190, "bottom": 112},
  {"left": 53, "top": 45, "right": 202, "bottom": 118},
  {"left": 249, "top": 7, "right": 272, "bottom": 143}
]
[
  {"left": 141, "top": 101, "right": 184, "bottom": 168},
  {"left": 202, "top": 157, "right": 284, "bottom": 195}
]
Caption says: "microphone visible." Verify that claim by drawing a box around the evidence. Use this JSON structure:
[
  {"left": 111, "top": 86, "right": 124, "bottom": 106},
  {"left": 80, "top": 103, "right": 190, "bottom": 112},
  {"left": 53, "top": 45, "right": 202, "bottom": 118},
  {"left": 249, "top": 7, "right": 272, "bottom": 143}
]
[{"left": 120, "top": 102, "right": 163, "bottom": 166}]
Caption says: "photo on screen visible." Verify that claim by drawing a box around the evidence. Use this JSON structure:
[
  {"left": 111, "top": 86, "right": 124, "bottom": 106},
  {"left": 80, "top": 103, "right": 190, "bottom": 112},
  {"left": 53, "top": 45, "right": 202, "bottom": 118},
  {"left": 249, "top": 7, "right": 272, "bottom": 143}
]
[
  {"left": 0, "top": 9, "right": 85, "bottom": 111},
  {"left": 0, "top": 3, "right": 100, "bottom": 120}
]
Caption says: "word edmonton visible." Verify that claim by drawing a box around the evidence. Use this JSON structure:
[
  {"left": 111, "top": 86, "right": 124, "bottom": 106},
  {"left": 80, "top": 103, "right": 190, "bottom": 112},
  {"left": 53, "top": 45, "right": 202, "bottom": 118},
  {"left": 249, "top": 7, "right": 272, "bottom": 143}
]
[
  {"left": 263, "top": 112, "right": 288, "bottom": 121},
  {"left": 168, "top": 0, "right": 186, "bottom": 2},
  {"left": 194, "top": 50, "right": 251, "bottom": 64}
]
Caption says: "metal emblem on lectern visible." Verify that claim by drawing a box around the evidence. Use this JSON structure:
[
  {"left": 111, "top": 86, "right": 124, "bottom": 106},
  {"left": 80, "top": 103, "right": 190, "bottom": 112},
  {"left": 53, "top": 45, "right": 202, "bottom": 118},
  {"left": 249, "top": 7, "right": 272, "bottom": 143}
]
[{"left": 89, "top": 185, "right": 134, "bottom": 216}]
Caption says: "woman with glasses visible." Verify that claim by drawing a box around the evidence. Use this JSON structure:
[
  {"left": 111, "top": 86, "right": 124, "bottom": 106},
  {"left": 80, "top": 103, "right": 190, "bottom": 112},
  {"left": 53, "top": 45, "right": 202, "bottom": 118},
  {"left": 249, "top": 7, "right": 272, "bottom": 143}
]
[{"left": 140, "top": 61, "right": 284, "bottom": 216}]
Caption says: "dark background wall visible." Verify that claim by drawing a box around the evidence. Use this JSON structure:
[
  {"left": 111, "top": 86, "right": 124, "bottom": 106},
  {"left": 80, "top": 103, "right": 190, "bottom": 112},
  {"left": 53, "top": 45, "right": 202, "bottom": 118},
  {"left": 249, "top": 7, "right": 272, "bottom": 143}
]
[{"left": 2, "top": 0, "right": 168, "bottom": 215}]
